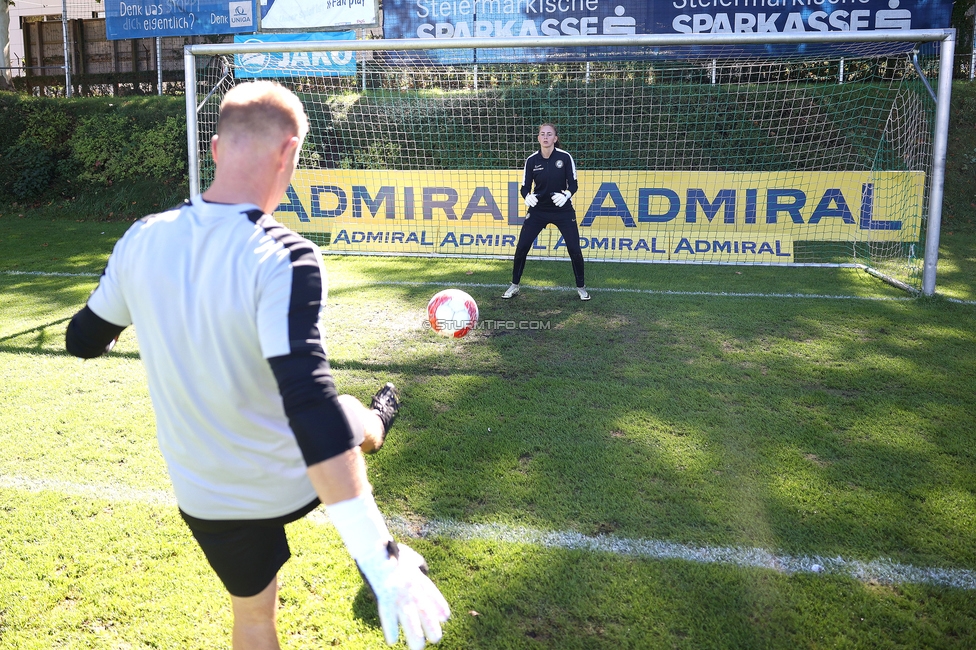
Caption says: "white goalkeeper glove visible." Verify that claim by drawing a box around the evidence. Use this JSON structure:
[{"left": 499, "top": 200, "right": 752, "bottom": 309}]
[
  {"left": 326, "top": 494, "right": 450, "bottom": 650},
  {"left": 357, "top": 541, "right": 451, "bottom": 650},
  {"left": 523, "top": 193, "right": 538, "bottom": 208},
  {"left": 551, "top": 190, "right": 572, "bottom": 207}
]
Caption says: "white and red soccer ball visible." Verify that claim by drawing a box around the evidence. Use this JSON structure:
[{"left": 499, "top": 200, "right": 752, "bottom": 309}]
[{"left": 427, "top": 289, "right": 479, "bottom": 338}]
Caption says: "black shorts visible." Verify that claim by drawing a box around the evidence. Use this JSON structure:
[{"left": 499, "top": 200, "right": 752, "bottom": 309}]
[{"left": 180, "top": 498, "right": 321, "bottom": 598}]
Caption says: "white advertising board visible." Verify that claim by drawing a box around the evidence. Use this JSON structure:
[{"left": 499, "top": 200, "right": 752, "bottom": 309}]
[{"left": 259, "top": 0, "right": 378, "bottom": 31}]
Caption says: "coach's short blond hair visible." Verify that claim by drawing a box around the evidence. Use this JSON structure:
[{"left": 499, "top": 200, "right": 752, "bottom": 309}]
[{"left": 216, "top": 81, "right": 309, "bottom": 145}]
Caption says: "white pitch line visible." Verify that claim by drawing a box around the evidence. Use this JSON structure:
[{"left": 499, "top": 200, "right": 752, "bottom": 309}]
[
  {"left": 384, "top": 279, "right": 976, "bottom": 306},
  {"left": 1, "top": 270, "right": 100, "bottom": 278},
  {"left": 3, "top": 473, "right": 974, "bottom": 591},
  {"left": 371, "top": 280, "right": 922, "bottom": 302},
  {"left": 0, "top": 474, "right": 175, "bottom": 506},
  {"left": 382, "top": 517, "right": 976, "bottom": 591},
  {"left": 5, "top": 270, "right": 976, "bottom": 305}
]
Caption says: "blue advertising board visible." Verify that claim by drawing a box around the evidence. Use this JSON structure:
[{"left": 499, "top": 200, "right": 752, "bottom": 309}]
[
  {"left": 106, "top": 0, "right": 257, "bottom": 40},
  {"left": 233, "top": 32, "right": 357, "bottom": 77},
  {"left": 381, "top": 0, "right": 954, "bottom": 63}
]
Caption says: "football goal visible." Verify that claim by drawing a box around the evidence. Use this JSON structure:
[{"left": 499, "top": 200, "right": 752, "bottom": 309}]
[{"left": 183, "top": 30, "right": 955, "bottom": 296}]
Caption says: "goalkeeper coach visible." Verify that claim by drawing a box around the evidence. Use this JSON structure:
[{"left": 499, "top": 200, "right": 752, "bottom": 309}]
[{"left": 65, "top": 81, "right": 449, "bottom": 650}]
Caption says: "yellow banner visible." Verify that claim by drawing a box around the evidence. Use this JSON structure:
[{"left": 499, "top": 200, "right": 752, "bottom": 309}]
[{"left": 273, "top": 170, "right": 924, "bottom": 261}]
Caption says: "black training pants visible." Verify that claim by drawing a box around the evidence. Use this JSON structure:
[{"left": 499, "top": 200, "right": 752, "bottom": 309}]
[{"left": 512, "top": 211, "right": 585, "bottom": 288}]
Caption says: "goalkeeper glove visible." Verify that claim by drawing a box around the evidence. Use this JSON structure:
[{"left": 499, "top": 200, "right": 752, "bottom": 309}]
[
  {"left": 551, "top": 190, "right": 572, "bottom": 207},
  {"left": 326, "top": 494, "right": 450, "bottom": 649},
  {"left": 523, "top": 193, "right": 538, "bottom": 208},
  {"left": 357, "top": 541, "right": 451, "bottom": 650}
]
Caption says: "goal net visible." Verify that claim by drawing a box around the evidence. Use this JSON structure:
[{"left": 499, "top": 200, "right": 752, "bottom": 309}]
[{"left": 185, "top": 32, "right": 953, "bottom": 293}]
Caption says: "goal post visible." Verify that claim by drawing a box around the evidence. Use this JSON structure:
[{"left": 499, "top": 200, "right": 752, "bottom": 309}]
[{"left": 183, "top": 30, "right": 955, "bottom": 296}]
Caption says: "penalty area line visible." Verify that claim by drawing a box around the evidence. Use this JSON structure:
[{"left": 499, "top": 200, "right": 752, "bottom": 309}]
[{"left": 3, "top": 473, "right": 974, "bottom": 591}]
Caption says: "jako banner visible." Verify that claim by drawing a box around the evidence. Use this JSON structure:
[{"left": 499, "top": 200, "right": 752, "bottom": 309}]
[{"left": 233, "top": 32, "right": 357, "bottom": 77}]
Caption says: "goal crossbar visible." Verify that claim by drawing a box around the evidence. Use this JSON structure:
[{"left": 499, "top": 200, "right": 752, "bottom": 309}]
[{"left": 184, "top": 31, "right": 954, "bottom": 56}]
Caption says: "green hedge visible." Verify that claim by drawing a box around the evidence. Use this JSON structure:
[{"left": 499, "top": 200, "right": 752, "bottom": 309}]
[{"left": 0, "top": 93, "right": 188, "bottom": 202}]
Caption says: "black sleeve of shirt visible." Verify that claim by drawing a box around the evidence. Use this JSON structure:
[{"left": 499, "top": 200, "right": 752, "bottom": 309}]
[
  {"left": 267, "top": 350, "right": 364, "bottom": 466},
  {"left": 65, "top": 305, "right": 127, "bottom": 359},
  {"left": 521, "top": 155, "right": 533, "bottom": 198}
]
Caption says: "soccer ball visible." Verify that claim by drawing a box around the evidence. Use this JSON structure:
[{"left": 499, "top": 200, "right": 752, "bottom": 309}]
[{"left": 427, "top": 289, "right": 479, "bottom": 338}]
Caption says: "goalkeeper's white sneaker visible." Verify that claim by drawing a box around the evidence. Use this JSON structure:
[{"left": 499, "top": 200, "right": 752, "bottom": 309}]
[
  {"left": 502, "top": 283, "right": 520, "bottom": 299},
  {"left": 577, "top": 287, "right": 591, "bottom": 301}
]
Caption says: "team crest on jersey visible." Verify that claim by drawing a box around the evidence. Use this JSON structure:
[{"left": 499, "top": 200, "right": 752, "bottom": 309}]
[{"left": 555, "top": 160, "right": 564, "bottom": 168}]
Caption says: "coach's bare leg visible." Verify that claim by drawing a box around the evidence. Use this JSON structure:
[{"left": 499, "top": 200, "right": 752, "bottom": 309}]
[
  {"left": 230, "top": 576, "right": 280, "bottom": 650},
  {"left": 337, "top": 394, "right": 386, "bottom": 453}
]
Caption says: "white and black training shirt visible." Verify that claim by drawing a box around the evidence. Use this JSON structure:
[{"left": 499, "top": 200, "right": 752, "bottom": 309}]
[
  {"left": 66, "top": 196, "right": 361, "bottom": 520},
  {"left": 520, "top": 148, "right": 579, "bottom": 214}
]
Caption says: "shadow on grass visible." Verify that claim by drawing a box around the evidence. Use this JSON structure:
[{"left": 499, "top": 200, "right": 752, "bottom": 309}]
[
  {"left": 0, "top": 315, "right": 73, "bottom": 343},
  {"left": 934, "top": 230, "right": 976, "bottom": 302},
  {"left": 0, "top": 218, "right": 130, "bottom": 275},
  {"left": 0, "top": 342, "right": 141, "bottom": 360},
  {"left": 332, "top": 272, "right": 976, "bottom": 576},
  {"left": 338, "top": 530, "right": 976, "bottom": 648}
]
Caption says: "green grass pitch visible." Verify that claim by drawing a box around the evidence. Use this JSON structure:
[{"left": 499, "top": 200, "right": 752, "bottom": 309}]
[{"left": 2, "top": 81, "right": 976, "bottom": 648}]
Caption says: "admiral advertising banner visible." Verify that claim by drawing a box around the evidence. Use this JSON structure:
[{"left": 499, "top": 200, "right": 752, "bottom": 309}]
[
  {"left": 381, "top": 0, "right": 954, "bottom": 63},
  {"left": 234, "top": 32, "right": 357, "bottom": 77},
  {"left": 271, "top": 170, "right": 924, "bottom": 262},
  {"left": 106, "top": 0, "right": 257, "bottom": 40}
]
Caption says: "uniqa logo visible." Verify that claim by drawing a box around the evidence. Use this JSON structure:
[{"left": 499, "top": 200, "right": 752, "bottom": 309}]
[{"left": 229, "top": 1, "right": 254, "bottom": 26}]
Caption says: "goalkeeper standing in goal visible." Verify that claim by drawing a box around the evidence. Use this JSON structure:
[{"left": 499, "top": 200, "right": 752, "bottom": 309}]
[
  {"left": 503, "top": 122, "right": 590, "bottom": 301},
  {"left": 64, "top": 81, "right": 449, "bottom": 650}
]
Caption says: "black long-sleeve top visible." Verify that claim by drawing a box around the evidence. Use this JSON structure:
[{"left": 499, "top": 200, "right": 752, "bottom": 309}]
[{"left": 520, "top": 148, "right": 579, "bottom": 214}]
